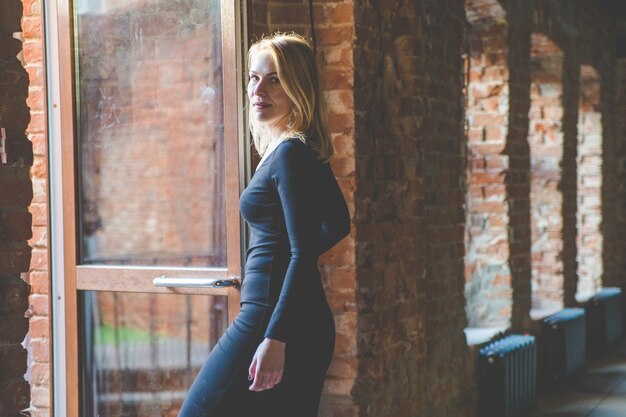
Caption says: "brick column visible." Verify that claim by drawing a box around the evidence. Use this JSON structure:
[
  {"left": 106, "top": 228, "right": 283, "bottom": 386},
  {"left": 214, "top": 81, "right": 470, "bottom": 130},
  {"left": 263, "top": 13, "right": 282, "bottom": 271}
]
[
  {"left": 21, "top": 0, "right": 50, "bottom": 415},
  {"left": 499, "top": 0, "right": 533, "bottom": 332},
  {"left": 527, "top": 33, "right": 565, "bottom": 315},
  {"left": 0, "top": 0, "right": 34, "bottom": 415},
  {"left": 576, "top": 65, "right": 603, "bottom": 299}
]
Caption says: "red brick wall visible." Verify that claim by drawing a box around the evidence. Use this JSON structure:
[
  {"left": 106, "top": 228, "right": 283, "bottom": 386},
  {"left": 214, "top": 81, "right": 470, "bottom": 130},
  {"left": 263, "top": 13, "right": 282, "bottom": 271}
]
[
  {"left": 501, "top": 0, "right": 534, "bottom": 332},
  {"left": 0, "top": 0, "right": 34, "bottom": 415},
  {"left": 21, "top": 0, "right": 50, "bottom": 415},
  {"left": 528, "top": 33, "right": 565, "bottom": 314},
  {"left": 353, "top": 0, "right": 473, "bottom": 415},
  {"left": 577, "top": 65, "right": 603, "bottom": 299}
]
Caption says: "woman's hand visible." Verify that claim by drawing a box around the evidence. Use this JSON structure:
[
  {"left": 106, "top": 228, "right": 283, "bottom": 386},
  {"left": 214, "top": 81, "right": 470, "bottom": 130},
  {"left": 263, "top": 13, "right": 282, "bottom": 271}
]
[{"left": 248, "top": 338, "right": 286, "bottom": 391}]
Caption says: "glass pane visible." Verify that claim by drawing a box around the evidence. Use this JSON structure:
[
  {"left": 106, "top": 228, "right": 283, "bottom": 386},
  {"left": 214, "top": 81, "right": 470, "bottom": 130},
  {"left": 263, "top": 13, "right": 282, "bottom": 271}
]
[
  {"left": 80, "top": 291, "right": 228, "bottom": 417},
  {"left": 74, "top": 0, "right": 226, "bottom": 267}
]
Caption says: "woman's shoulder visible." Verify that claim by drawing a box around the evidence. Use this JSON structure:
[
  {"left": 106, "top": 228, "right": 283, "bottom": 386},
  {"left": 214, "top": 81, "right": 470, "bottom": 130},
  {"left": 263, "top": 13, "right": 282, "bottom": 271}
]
[{"left": 270, "top": 137, "right": 317, "bottom": 164}]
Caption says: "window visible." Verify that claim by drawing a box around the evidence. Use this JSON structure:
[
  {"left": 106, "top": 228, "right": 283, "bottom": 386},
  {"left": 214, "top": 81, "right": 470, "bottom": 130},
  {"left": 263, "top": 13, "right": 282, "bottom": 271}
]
[{"left": 47, "top": 0, "right": 246, "bottom": 415}]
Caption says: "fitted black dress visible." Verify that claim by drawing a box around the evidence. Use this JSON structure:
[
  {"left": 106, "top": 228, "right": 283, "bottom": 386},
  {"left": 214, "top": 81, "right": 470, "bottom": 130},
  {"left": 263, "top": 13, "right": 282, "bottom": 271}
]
[{"left": 178, "top": 138, "right": 350, "bottom": 417}]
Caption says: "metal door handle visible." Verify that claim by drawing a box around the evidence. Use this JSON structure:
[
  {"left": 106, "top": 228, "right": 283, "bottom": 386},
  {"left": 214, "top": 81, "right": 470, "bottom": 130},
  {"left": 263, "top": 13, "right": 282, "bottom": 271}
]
[{"left": 153, "top": 276, "right": 240, "bottom": 288}]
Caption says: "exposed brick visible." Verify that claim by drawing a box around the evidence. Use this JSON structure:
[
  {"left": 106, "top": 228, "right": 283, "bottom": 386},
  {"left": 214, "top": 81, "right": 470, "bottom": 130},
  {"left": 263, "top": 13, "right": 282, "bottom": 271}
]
[
  {"left": 28, "top": 317, "right": 48, "bottom": 340},
  {"left": 22, "top": 40, "right": 42, "bottom": 64},
  {"left": 28, "top": 294, "right": 48, "bottom": 317},
  {"left": 24, "top": 65, "right": 41, "bottom": 87},
  {"left": 29, "top": 133, "right": 46, "bottom": 157},
  {"left": 28, "top": 224, "right": 46, "bottom": 248},
  {"left": 21, "top": 16, "right": 41, "bottom": 39},
  {"left": 28, "top": 248, "right": 47, "bottom": 271},
  {"left": 30, "top": 386, "right": 49, "bottom": 409},
  {"left": 28, "top": 362, "right": 48, "bottom": 386},
  {"left": 30, "top": 337, "right": 49, "bottom": 363},
  {"left": 27, "top": 270, "right": 47, "bottom": 294},
  {"left": 27, "top": 110, "right": 45, "bottom": 133},
  {"left": 28, "top": 203, "right": 46, "bottom": 227}
]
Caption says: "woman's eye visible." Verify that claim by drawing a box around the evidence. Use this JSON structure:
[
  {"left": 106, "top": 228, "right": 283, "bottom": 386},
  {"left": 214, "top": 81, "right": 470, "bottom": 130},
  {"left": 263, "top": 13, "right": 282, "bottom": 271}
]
[
  {"left": 270, "top": 77, "right": 280, "bottom": 84},
  {"left": 249, "top": 75, "right": 259, "bottom": 81}
]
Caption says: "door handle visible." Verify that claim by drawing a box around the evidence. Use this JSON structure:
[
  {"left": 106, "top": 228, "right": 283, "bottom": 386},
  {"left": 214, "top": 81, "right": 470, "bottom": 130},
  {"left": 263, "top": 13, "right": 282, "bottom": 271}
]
[{"left": 153, "top": 276, "right": 240, "bottom": 288}]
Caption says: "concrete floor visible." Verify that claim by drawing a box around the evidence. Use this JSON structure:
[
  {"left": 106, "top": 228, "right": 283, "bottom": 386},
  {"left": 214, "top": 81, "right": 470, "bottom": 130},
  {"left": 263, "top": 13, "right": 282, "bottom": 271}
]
[{"left": 526, "top": 341, "right": 626, "bottom": 417}]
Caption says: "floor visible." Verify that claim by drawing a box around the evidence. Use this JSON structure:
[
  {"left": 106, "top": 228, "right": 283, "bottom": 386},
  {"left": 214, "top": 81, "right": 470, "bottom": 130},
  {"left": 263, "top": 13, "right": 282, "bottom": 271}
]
[{"left": 526, "top": 341, "right": 626, "bottom": 417}]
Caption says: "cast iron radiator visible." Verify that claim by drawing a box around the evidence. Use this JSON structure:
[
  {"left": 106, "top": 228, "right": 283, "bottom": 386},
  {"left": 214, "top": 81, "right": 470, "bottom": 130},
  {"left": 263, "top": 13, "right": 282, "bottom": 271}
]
[
  {"left": 584, "top": 287, "right": 622, "bottom": 356},
  {"left": 479, "top": 334, "right": 536, "bottom": 417},
  {"left": 540, "top": 308, "right": 586, "bottom": 386}
]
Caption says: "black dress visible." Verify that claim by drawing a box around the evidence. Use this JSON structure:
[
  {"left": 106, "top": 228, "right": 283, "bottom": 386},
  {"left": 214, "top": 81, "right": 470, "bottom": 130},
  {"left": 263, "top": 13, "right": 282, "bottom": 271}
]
[{"left": 178, "top": 138, "right": 350, "bottom": 417}]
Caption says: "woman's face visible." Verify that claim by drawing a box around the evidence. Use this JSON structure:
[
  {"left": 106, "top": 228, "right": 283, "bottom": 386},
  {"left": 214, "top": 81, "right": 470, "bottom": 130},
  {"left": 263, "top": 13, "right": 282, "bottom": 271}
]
[{"left": 248, "top": 50, "right": 293, "bottom": 136}]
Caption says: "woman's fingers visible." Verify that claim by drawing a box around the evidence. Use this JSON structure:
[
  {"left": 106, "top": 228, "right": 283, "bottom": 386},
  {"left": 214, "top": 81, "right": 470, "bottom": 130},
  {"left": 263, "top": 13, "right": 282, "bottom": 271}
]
[
  {"left": 274, "top": 371, "right": 282, "bottom": 385},
  {"left": 250, "top": 373, "right": 268, "bottom": 391},
  {"left": 248, "top": 356, "right": 257, "bottom": 381},
  {"left": 269, "top": 371, "right": 282, "bottom": 388},
  {"left": 249, "top": 369, "right": 283, "bottom": 391}
]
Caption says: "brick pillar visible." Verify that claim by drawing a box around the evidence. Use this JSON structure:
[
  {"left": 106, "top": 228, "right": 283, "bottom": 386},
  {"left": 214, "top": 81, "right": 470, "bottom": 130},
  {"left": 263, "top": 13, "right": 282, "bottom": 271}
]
[
  {"left": 354, "top": 0, "right": 473, "bottom": 415},
  {"left": 528, "top": 33, "right": 565, "bottom": 315},
  {"left": 0, "top": 0, "right": 34, "bottom": 415},
  {"left": 576, "top": 65, "right": 603, "bottom": 299},
  {"left": 503, "top": 0, "right": 533, "bottom": 332},
  {"left": 21, "top": 0, "right": 51, "bottom": 415}
]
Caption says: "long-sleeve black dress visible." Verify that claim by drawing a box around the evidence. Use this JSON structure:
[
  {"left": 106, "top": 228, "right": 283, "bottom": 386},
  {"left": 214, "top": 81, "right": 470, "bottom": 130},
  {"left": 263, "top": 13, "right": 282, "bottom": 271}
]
[{"left": 178, "top": 137, "right": 350, "bottom": 417}]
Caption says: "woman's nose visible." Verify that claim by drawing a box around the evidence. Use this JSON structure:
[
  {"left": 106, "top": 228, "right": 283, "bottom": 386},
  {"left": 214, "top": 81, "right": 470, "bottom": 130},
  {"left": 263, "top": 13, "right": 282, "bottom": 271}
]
[{"left": 254, "top": 79, "right": 266, "bottom": 96}]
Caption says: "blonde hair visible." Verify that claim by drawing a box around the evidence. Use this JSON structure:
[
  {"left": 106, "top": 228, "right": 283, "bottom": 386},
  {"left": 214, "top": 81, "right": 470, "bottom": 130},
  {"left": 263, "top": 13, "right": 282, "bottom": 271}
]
[{"left": 247, "top": 32, "right": 333, "bottom": 161}]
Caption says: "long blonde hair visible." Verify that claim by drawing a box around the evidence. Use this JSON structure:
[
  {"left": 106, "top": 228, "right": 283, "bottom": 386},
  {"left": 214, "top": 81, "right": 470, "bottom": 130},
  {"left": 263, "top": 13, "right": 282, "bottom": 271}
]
[{"left": 248, "top": 32, "right": 333, "bottom": 161}]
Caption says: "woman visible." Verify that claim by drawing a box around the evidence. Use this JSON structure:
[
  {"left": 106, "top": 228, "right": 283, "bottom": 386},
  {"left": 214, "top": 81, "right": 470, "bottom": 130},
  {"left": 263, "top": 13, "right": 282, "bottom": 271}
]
[{"left": 178, "top": 32, "right": 350, "bottom": 417}]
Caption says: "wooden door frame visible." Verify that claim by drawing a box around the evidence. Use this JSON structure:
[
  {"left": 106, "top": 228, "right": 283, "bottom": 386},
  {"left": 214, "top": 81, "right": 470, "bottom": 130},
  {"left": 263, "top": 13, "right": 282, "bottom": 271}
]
[{"left": 47, "top": 1, "right": 248, "bottom": 415}]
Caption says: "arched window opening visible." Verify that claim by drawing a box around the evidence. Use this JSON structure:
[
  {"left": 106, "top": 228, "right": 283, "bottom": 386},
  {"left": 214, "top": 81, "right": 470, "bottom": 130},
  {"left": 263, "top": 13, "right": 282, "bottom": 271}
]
[
  {"left": 463, "top": 0, "right": 512, "bottom": 338},
  {"left": 528, "top": 33, "right": 564, "bottom": 319},
  {"left": 576, "top": 65, "right": 603, "bottom": 301}
]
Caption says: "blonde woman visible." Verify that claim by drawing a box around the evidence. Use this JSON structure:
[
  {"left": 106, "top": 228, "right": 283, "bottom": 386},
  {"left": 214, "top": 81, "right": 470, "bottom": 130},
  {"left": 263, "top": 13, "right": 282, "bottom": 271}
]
[{"left": 178, "top": 33, "right": 350, "bottom": 417}]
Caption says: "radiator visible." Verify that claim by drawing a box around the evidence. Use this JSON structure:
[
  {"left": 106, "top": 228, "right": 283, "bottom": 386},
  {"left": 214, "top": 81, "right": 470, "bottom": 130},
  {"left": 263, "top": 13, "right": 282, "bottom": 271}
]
[
  {"left": 541, "top": 308, "right": 586, "bottom": 386},
  {"left": 584, "top": 287, "right": 623, "bottom": 356},
  {"left": 479, "top": 334, "right": 536, "bottom": 417}
]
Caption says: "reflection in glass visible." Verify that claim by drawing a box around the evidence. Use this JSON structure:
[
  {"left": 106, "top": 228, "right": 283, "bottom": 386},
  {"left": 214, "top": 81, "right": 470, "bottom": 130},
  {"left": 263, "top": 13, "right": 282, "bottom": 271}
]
[
  {"left": 74, "top": 0, "right": 226, "bottom": 267},
  {"left": 81, "top": 291, "right": 227, "bottom": 417}
]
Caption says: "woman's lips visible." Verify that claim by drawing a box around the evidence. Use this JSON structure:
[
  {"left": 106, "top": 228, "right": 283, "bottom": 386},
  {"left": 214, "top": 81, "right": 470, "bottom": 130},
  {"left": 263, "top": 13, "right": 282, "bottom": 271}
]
[{"left": 254, "top": 102, "right": 271, "bottom": 109}]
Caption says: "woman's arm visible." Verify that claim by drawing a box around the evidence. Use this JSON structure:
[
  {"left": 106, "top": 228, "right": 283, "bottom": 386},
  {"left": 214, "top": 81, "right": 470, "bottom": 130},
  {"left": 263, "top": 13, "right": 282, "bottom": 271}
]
[
  {"left": 264, "top": 140, "right": 322, "bottom": 343},
  {"left": 319, "top": 164, "right": 350, "bottom": 255}
]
